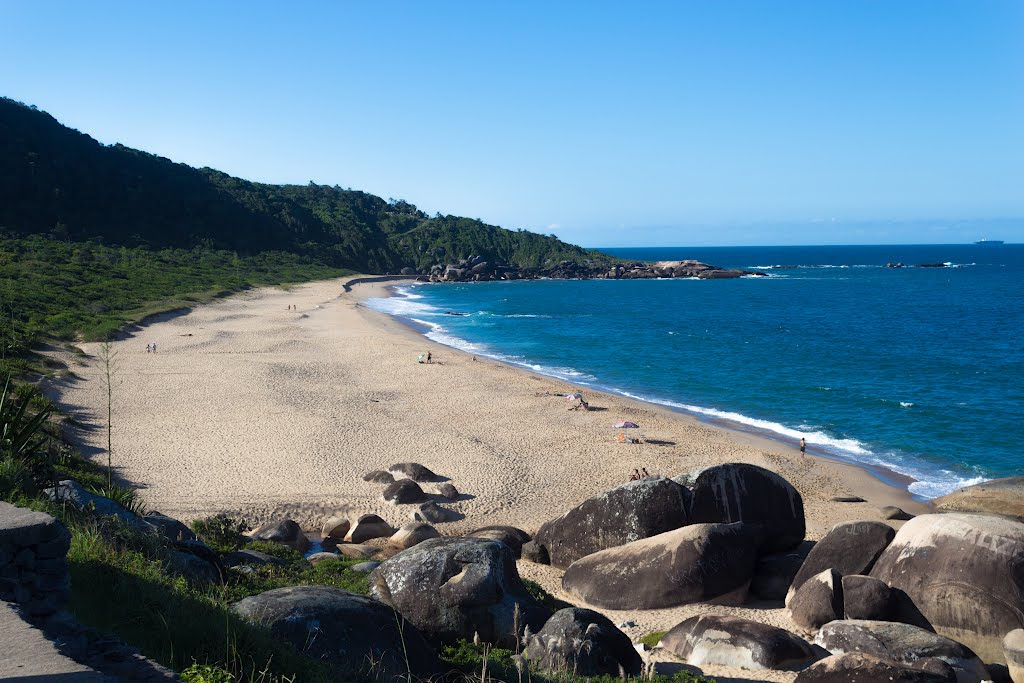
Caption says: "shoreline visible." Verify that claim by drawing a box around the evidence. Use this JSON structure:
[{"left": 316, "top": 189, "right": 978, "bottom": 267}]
[{"left": 365, "top": 279, "right": 931, "bottom": 506}]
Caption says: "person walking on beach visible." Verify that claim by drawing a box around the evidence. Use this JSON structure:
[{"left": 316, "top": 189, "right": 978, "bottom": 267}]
[
  {"left": 799, "top": 437, "right": 806, "bottom": 455},
  {"left": 152, "top": 342, "right": 157, "bottom": 353},
  {"left": 426, "top": 351, "right": 432, "bottom": 364},
  {"left": 146, "top": 344, "right": 151, "bottom": 354}
]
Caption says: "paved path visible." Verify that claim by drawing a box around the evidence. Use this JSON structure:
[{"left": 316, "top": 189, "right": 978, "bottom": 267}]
[{"left": 0, "top": 601, "right": 108, "bottom": 682}]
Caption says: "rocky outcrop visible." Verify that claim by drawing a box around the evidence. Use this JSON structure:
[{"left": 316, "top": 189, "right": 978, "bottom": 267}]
[
  {"left": 250, "top": 519, "right": 309, "bottom": 553},
  {"left": 815, "top": 620, "right": 988, "bottom": 683},
  {"left": 786, "top": 520, "right": 894, "bottom": 605},
  {"left": 423, "top": 257, "right": 765, "bottom": 283},
  {"left": 346, "top": 514, "right": 395, "bottom": 543},
  {"left": 795, "top": 652, "right": 956, "bottom": 682},
  {"left": 388, "top": 463, "right": 440, "bottom": 482},
  {"left": 841, "top": 574, "right": 893, "bottom": 621},
  {"left": 750, "top": 541, "right": 815, "bottom": 601},
  {"left": 524, "top": 608, "right": 642, "bottom": 676},
  {"left": 389, "top": 522, "right": 439, "bottom": 550},
  {"left": 689, "top": 463, "right": 805, "bottom": 552},
  {"left": 534, "top": 476, "right": 691, "bottom": 569},
  {"left": 870, "top": 513, "right": 1024, "bottom": 663},
  {"left": 467, "top": 526, "right": 531, "bottom": 558},
  {"left": 232, "top": 586, "right": 439, "bottom": 681},
  {"left": 789, "top": 568, "right": 843, "bottom": 633},
  {"left": 661, "top": 614, "right": 820, "bottom": 671},
  {"left": 368, "top": 537, "right": 549, "bottom": 647},
  {"left": 561, "top": 523, "right": 757, "bottom": 610},
  {"left": 382, "top": 479, "right": 427, "bottom": 505},
  {"left": 933, "top": 477, "right": 1024, "bottom": 520}
]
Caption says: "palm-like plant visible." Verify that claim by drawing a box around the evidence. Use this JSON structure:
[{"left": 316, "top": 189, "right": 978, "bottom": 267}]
[{"left": 0, "top": 376, "right": 54, "bottom": 497}]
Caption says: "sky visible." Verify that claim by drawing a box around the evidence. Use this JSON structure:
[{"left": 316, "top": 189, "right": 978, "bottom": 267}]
[{"left": 2, "top": 1, "right": 1022, "bottom": 247}]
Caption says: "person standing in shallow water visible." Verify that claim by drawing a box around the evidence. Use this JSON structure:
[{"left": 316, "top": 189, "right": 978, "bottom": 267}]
[{"left": 799, "top": 438, "right": 806, "bottom": 455}]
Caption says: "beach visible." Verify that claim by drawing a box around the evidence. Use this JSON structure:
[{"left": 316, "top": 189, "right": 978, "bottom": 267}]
[{"left": 47, "top": 276, "right": 931, "bottom": 682}]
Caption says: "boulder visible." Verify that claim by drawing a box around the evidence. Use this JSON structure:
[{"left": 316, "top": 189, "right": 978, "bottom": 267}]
[
  {"left": 320, "top": 515, "right": 350, "bottom": 540},
  {"left": 363, "top": 470, "right": 395, "bottom": 484},
  {"left": 561, "top": 523, "right": 758, "bottom": 610},
  {"left": 223, "top": 549, "right": 288, "bottom": 568},
  {"left": 786, "top": 520, "right": 894, "bottom": 605},
  {"left": 345, "top": 514, "right": 395, "bottom": 543},
  {"left": 842, "top": 574, "right": 894, "bottom": 621},
  {"left": 933, "top": 477, "right": 1024, "bottom": 520},
  {"left": 795, "top": 652, "right": 956, "bottom": 682},
  {"left": 1004, "top": 629, "right": 1024, "bottom": 683},
  {"left": 881, "top": 505, "right": 915, "bottom": 521},
  {"left": 166, "top": 550, "right": 220, "bottom": 585},
  {"left": 524, "top": 608, "right": 642, "bottom": 676},
  {"left": 434, "top": 482, "right": 459, "bottom": 499},
  {"left": 335, "top": 543, "right": 380, "bottom": 560},
  {"left": 689, "top": 463, "right": 805, "bottom": 552},
  {"left": 368, "top": 537, "right": 549, "bottom": 647},
  {"left": 305, "top": 552, "right": 342, "bottom": 565},
  {"left": 522, "top": 540, "right": 550, "bottom": 564},
  {"left": 870, "top": 513, "right": 1024, "bottom": 662},
  {"left": 411, "top": 501, "right": 457, "bottom": 523},
  {"left": 831, "top": 496, "right": 867, "bottom": 503},
  {"left": 789, "top": 568, "right": 843, "bottom": 633},
  {"left": 750, "top": 541, "right": 815, "bottom": 601},
  {"left": 534, "top": 476, "right": 691, "bottom": 569},
  {"left": 662, "top": 614, "right": 820, "bottom": 671},
  {"left": 250, "top": 519, "right": 309, "bottom": 553},
  {"left": 388, "top": 463, "right": 440, "bottom": 482},
  {"left": 351, "top": 561, "right": 381, "bottom": 573},
  {"left": 390, "top": 523, "right": 439, "bottom": 550},
  {"left": 232, "top": 586, "right": 439, "bottom": 680},
  {"left": 143, "top": 512, "right": 196, "bottom": 542},
  {"left": 44, "top": 480, "right": 144, "bottom": 529},
  {"left": 382, "top": 479, "right": 427, "bottom": 505},
  {"left": 815, "top": 620, "right": 989, "bottom": 683},
  {"left": 467, "top": 526, "right": 531, "bottom": 558}
]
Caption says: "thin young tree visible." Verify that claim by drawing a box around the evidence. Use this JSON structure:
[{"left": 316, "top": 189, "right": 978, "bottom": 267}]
[{"left": 97, "top": 339, "right": 118, "bottom": 489}]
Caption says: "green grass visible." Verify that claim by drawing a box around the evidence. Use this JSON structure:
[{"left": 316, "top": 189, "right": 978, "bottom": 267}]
[{"left": 640, "top": 631, "right": 667, "bottom": 648}]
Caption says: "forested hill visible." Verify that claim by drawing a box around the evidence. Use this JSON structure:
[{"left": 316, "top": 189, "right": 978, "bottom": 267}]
[{"left": 0, "top": 97, "right": 609, "bottom": 273}]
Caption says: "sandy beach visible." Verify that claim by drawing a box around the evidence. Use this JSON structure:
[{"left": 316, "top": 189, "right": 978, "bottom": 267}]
[{"left": 47, "top": 276, "right": 932, "bottom": 682}]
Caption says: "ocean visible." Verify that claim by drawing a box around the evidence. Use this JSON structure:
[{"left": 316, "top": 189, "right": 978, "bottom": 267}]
[{"left": 367, "top": 244, "right": 1024, "bottom": 499}]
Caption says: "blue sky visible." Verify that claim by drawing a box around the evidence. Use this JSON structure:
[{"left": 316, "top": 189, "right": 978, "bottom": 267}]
[{"left": 2, "top": 1, "right": 1022, "bottom": 246}]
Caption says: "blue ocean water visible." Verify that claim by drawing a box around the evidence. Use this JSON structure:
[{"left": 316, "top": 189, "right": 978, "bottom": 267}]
[{"left": 368, "top": 244, "right": 1024, "bottom": 499}]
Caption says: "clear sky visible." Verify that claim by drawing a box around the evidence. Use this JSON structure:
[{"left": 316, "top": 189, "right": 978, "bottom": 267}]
[{"left": 2, "top": 1, "right": 1022, "bottom": 247}]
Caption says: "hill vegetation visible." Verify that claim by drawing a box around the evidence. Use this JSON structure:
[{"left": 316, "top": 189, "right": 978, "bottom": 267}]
[{"left": 0, "top": 97, "right": 608, "bottom": 274}]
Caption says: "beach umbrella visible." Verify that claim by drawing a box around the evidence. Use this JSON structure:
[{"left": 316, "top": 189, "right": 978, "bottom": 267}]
[
  {"left": 614, "top": 421, "right": 640, "bottom": 429},
  {"left": 566, "top": 393, "right": 583, "bottom": 402}
]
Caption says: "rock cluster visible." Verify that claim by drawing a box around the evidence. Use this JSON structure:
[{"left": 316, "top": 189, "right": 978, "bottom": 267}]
[{"left": 419, "top": 256, "right": 765, "bottom": 283}]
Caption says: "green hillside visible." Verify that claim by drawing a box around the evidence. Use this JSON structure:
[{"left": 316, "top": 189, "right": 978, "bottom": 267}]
[{"left": 0, "top": 97, "right": 608, "bottom": 273}]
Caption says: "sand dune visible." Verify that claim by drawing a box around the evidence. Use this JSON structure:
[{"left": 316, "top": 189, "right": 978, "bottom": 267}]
[{"left": 47, "top": 276, "right": 930, "bottom": 682}]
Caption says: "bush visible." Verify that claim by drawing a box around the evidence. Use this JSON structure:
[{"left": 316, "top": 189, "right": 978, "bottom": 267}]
[{"left": 191, "top": 514, "right": 249, "bottom": 553}]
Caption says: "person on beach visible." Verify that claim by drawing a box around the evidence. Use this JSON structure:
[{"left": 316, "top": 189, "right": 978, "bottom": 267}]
[
  {"left": 152, "top": 342, "right": 157, "bottom": 353},
  {"left": 629, "top": 469, "right": 641, "bottom": 481},
  {"left": 426, "top": 351, "right": 432, "bottom": 364},
  {"left": 641, "top": 467, "right": 649, "bottom": 478},
  {"left": 799, "top": 437, "right": 806, "bottom": 455},
  {"left": 146, "top": 344, "right": 151, "bottom": 353}
]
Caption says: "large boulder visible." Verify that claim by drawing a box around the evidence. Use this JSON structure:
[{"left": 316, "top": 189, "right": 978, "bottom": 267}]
[
  {"left": 561, "top": 523, "right": 757, "bottom": 610},
  {"left": 250, "top": 519, "right": 309, "bottom": 553},
  {"left": 143, "top": 512, "right": 196, "bottom": 543},
  {"left": 346, "top": 514, "right": 395, "bottom": 543},
  {"left": 320, "top": 515, "right": 350, "bottom": 540},
  {"left": 363, "top": 470, "right": 395, "bottom": 484},
  {"left": 44, "top": 480, "right": 144, "bottom": 529},
  {"left": 335, "top": 543, "right": 381, "bottom": 560},
  {"left": 795, "top": 652, "right": 956, "bottom": 682},
  {"left": 688, "top": 463, "right": 805, "bottom": 552},
  {"left": 842, "top": 574, "right": 894, "bottom": 621},
  {"left": 389, "top": 522, "right": 439, "bottom": 550},
  {"left": 933, "top": 477, "right": 1024, "bottom": 520},
  {"left": 467, "top": 526, "right": 531, "bottom": 558},
  {"left": 870, "top": 513, "right": 1024, "bottom": 663},
  {"left": 166, "top": 550, "right": 220, "bottom": 585},
  {"left": 382, "top": 479, "right": 427, "bottom": 505},
  {"left": 524, "top": 608, "right": 642, "bottom": 676},
  {"left": 411, "top": 501, "right": 457, "bottom": 523},
  {"left": 368, "top": 537, "right": 549, "bottom": 647},
  {"left": 534, "top": 476, "right": 691, "bottom": 569},
  {"left": 232, "top": 586, "right": 439, "bottom": 681},
  {"left": 786, "top": 520, "right": 894, "bottom": 605},
  {"left": 750, "top": 541, "right": 815, "bottom": 601},
  {"left": 1004, "top": 629, "right": 1024, "bottom": 683},
  {"left": 388, "top": 463, "right": 440, "bottom": 482},
  {"left": 663, "top": 614, "right": 819, "bottom": 671},
  {"left": 789, "top": 568, "right": 843, "bottom": 633},
  {"left": 815, "top": 620, "right": 989, "bottom": 683}
]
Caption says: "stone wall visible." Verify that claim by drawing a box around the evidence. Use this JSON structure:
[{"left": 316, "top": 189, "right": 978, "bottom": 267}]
[{"left": 0, "top": 500, "right": 71, "bottom": 617}]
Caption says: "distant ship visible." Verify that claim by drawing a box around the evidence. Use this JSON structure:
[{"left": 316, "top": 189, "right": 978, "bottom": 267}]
[{"left": 974, "top": 239, "right": 1004, "bottom": 245}]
